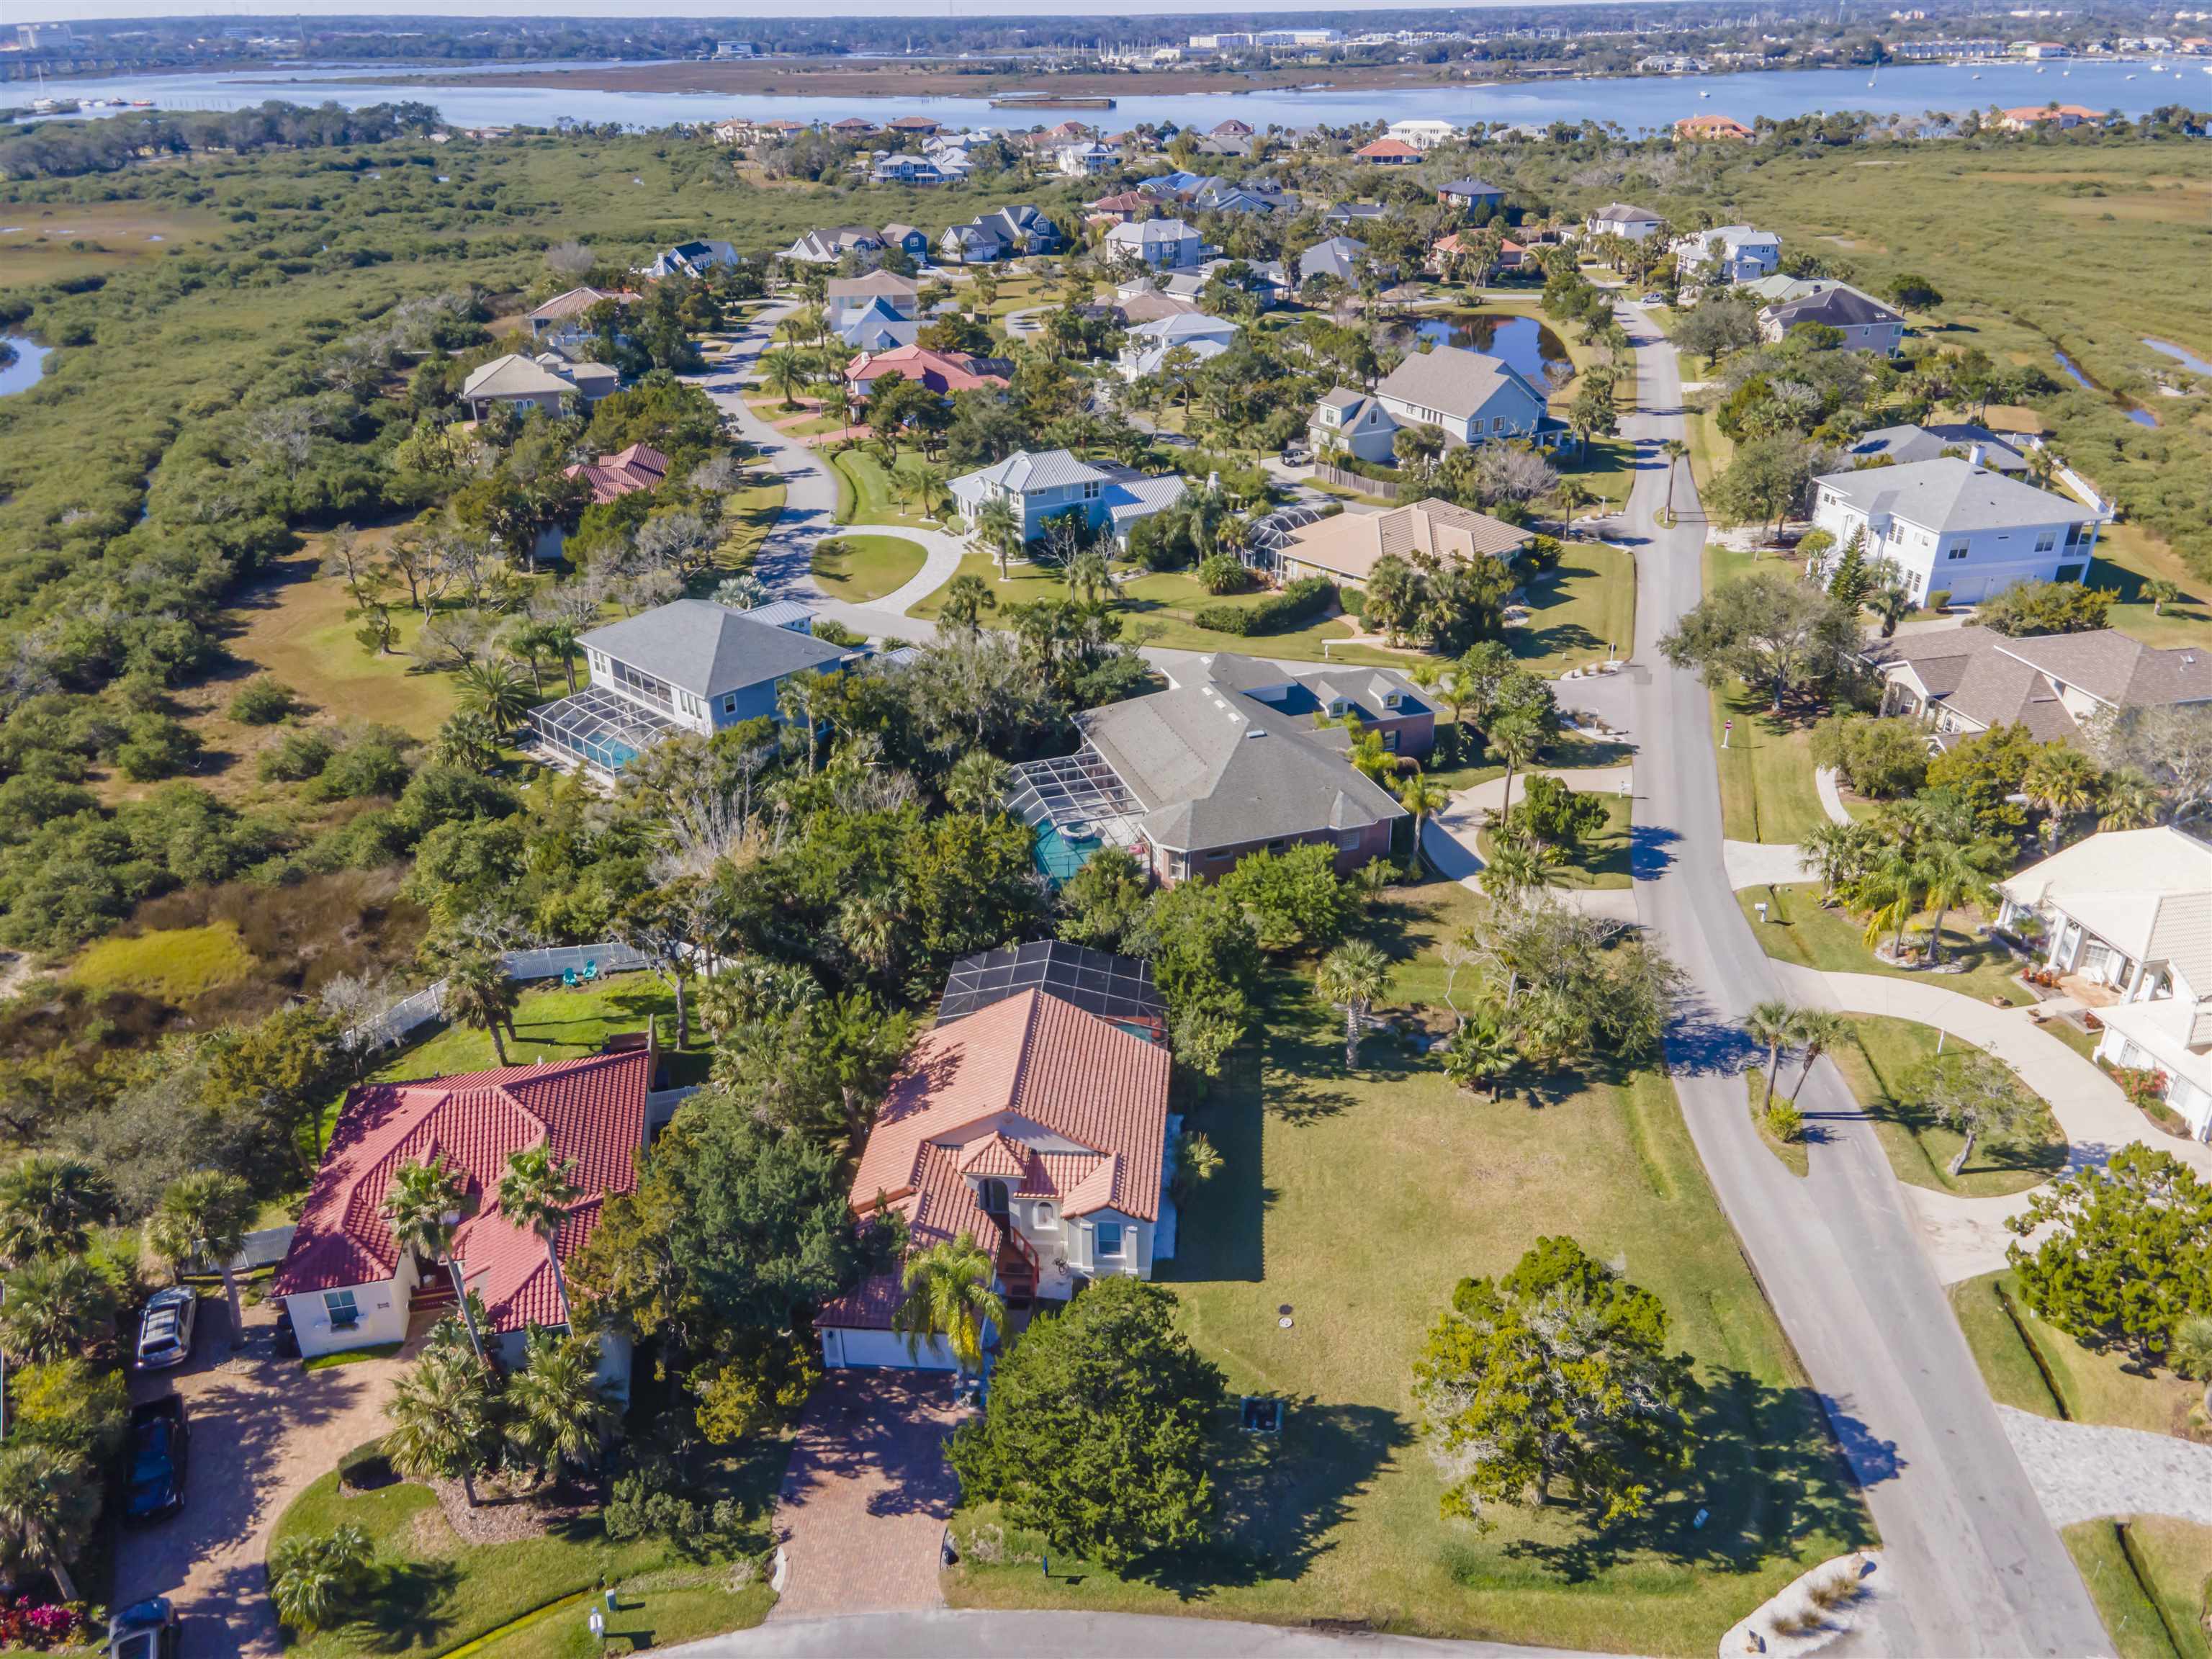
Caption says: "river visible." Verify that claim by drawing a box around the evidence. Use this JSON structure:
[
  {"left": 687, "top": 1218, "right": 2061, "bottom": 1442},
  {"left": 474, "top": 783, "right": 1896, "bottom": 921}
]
[
  {"left": 0, "top": 336, "right": 50, "bottom": 398},
  {"left": 17, "top": 56, "right": 2206, "bottom": 134}
]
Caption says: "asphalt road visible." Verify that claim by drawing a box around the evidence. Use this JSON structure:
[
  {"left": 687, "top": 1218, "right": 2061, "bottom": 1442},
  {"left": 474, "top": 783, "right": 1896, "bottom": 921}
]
[{"left": 1615, "top": 304, "right": 2110, "bottom": 1658}]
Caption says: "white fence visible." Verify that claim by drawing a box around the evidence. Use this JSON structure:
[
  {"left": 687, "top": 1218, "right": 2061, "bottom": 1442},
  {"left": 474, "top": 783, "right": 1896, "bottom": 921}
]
[{"left": 348, "top": 942, "right": 654, "bottom": 1053}]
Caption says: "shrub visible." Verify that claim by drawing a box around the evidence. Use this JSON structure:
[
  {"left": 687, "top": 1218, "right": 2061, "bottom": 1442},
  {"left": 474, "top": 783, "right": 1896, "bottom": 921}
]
[
  {"left": 1977, "top": 578, "right": 2111, "bottom": 638},
  {"left": 270, "top": 1524, "right": 374, "bottom": 1633},
  {"left": 1194, "top": 576, "right": 1336, "bottom": 637},
  {"left": 228, "top": 678, "right": 299, "bottom": 725},
  {"left": 259, "top": 729, "right": 334, "bottom": 784},
  {"left": 812, "top": 619, "right": 863, "bottom": 647},
  {"left": 310, "top": 735, "right": 410, "bottom": 801},
  {"left": 1925, "top": 588, "right": 1952, "bottom": 611},
  {"left": 1765, "top": 1099, "right": 1805, "bottom": 1143},
  {"left": 115, "top": 715, "right": 202, "bottom": 782},
  {"left": 1195, "top": 552, "right": 1254, "bottom": 595},
  {"left": 2116, "top": 1066, "right": 2170, "bottom": 1111},
  {"left": 1809, "top": 714, "right": 1928, "bottom": 799}
]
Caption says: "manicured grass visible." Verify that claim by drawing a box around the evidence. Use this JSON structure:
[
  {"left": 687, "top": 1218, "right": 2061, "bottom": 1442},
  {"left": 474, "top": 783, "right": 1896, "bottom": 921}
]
[
  {"left": 267, "top": 1447, "right": 778, "bottom": 1659},
  {"left": 1710, "top": 683, "right": 1829, "bottom": 846},
  {"left": 946, "top": 877, "right": 1869, "bottom": 1653},
  {"left": 1735, "top": 883, "right": 2036, "bottom": 1010},
  {"left": 70, "top": 921, "right": 256, "bottom": 1004},
  {"left": 1827, "top": 1015, "right": 2068, "bottom": 1198},
  {"left": 372, "top": 971, "right": 699, "bottom": 1083},
  {"left": 304, "top": 1341, "right": 403, "bottom": 1372},
  {"left": 1474, "top": 793, "right": 1633, "bottom": 890},
  {"left": 829, "top": 444, "right": 944, "bottom": 531},
  {"left": 1511, "top": 544, "right": 1635, "bottom": 675},
  {"left": 717, "top": 479, "right": 785, "bottom": 571},
  {"left": 909, "top": 550, "right": 1067, "bottom": 620},
  {"left": 1948, "top": 1270, "right": 2200, "bottom": 1439},
  {"left": 1557, "top": 433, "right": 1638, "bottom": 510},
  {"left": 811, "top": 533, "right": 928, "bottom": 603},
  {"left": 2064, "top": 1519, "right": 2212, "bottom": 1659},
  {"left": 2089, "top": 523, "right": 2212, "bottom": 653},
  {"left": 1744, "top": 1074, "right": 1809, "bottom": 1179},
  {"left": 1682, "top": 406, "right": 1735, "bottom": 500}
]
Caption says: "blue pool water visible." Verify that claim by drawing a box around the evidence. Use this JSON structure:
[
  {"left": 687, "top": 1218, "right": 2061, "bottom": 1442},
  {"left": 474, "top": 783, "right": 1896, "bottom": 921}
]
[{"left": 1034, "top": 824, "right": 1102, "bottom": 884}]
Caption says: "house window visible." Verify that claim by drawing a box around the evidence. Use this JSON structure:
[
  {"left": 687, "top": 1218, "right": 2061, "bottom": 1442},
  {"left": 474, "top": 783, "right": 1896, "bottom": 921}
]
[
  {"left": 1946, "top": 545, "right": 1970, "bottom": 560},
  {"left": 1034, "top": 1202, "right": 1057, "bottom": 1230},
  {"left": 1266, "top": 838, "right": 1287, "bottom": 852},
  {"left": 722, "top": 693, "right": 738, "bottom": 715},
  {"left": 324, "top": 1290, "right": 359, "bottom": 1330},
  {"left": 1083, "top": 481, "right": 1100, "bottom": 500},
  {"left": 1382, "top": 731, "right": 1400, "bottom": 752},
  {"left": 2036, "top": 530, "right": 2057, "bottom": 552},
  {"left": 1095, "top": 1222, "right": 1124, "bottom": 1258}
]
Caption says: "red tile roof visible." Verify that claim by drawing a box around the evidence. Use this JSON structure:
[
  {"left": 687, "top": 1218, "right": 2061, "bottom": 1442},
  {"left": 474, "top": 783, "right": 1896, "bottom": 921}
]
[
  {"left": 564, "top": 441, "right": 670, "bottom": 505},
  {"left": 1354, "top": 138, "right": 1423, "bottom": 161},
  {"left": 272, "top": 1049, "right": 650, "bottom": 1334},
  {"left": 845, "top": 345, "right": 1010, "bottom": 396},
  {"left": 849, "top": 989, "right": 1170, "bottom": 1227}
]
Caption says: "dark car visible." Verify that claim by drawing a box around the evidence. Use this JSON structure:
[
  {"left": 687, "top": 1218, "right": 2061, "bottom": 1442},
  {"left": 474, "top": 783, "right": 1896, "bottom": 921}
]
[
  {"left": 124, "top": 1398, "right": 189, "bottom": 1525},
  {"left": 107, "top": 1599, "right": 178, "bottom": 1659}
]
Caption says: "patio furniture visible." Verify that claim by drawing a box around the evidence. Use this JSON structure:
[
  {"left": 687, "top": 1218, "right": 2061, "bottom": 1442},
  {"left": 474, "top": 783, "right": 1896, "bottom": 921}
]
[
  {"left": 581, "top": 959, "right": 600, "bottom": 982},
  {"left": 562, "top": 967, "right": 580, "bottom": 989}
]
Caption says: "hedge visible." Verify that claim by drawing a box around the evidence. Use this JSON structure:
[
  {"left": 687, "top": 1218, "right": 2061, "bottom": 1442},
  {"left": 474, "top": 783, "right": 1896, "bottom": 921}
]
[{"left": 1193, "top": 577, "right": 1339, "bottom": 637}]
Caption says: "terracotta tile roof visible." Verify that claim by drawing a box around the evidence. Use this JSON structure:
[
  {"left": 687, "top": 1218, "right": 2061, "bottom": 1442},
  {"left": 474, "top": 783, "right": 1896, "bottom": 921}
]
[
  {"left": 849, "top": 989, "right": 1170, "bottom": 1226},
  {"left": 844, "top": 344, "right": 1011, "bottom": 395},
  {"left": 565, "top": 441, "right": 670, "bottom": 505},
  {"left": 957, "top": 1133, "right": 1030, "bottom": 1179},
  {"left": 273, "top": 1050, "right": 650, "bottom": 1334},
  {"left": 1354, "top": 138, "right": 1423, "bottom": 161}
]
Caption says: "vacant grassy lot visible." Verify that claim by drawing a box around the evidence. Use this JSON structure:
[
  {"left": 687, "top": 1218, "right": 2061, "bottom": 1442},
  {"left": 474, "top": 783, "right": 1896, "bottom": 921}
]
[
  {"left": 1736, "top": 882, "right": 2035, "bottom": 1009},
  {"left": 1950, "top": 1269, "right": 2200, "bottom": 1438},
  {"left": 830, "top": 444, "right": 945, "bottom": 531},
  {"left": 719, "top": 478, "right": 785, "bottom": 570},
  {"left": 947, "top": 878, "right": 1866, "bottom": 1653},
  {"left": 812, "top": 532, "right": 927, "bottom": 603},
  {"left": 1827, "top": 1015, "right": 2067, "bottom": 1198},
  {"left": 1709, "top": 683, "right": 1828, "bottom": 846},
  {"left": 2088, "top": 521, "right": 2211, "bottom": 651},
  {"left": 71, "top": 920, "right": 257, "bottom": 1003},
  {"left": 1511, "top": 544, "right": 1636, "bottom": 674}
]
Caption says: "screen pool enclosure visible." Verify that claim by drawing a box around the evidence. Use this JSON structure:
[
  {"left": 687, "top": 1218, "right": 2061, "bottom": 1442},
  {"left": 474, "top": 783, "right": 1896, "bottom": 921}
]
[{"left": 1005, "top": 743, "right": 1148, "bottom": 884}]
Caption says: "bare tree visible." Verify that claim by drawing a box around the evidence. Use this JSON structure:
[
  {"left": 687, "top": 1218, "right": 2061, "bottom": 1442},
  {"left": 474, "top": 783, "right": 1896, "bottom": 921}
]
[{"left": 545, "top": 240, "right": 596, "bottom": 281}]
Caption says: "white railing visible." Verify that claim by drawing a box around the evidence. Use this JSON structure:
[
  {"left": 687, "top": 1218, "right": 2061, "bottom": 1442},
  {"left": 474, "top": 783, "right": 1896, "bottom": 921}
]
[{"left": 347, "top": 942, "right": 654, "bottom": 1053}]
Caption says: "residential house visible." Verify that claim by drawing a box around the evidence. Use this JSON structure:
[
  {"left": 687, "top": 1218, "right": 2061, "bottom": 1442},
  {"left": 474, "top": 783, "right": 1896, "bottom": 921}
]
[
  {"left": 1737, "top": 274, "right": 1865, "bottom": 306},
  {"left": 1056, "top": 141, "right": 1120, "bottom": 176},
  {"left": 887, "top": 114, "right": 942, "bottom": 135},
  {"left": 526, "top": 599, "right": 855, "bottom": 777},
  {"left": 1298, "top": 235, "right": 1372, "bottom": 287},
  {"left": 1138, "top": 169, "right": 1210, "bottom": 202},
  {"left": 1003, "top": 653, "right": 1427, "bottom": 887},
  {"left": 1843, "top": 423, "right": 2030, "bottom": 475},
  {"left": 825, "top": 270, "right": 920, "bottom": 329},
  {"left": 869, "top": 153, "right": 945, "bottom": 186},
  {"left": 459, "top": 353, "right": 617, "bottom": 419},
  {"left": 1437, "top": 177, "right": 1506, "bottom": 215},
  {"left": 1307, "top": 387, "right": 1401, "bottom": 464},
  {"left": 1105, "top": 216, "right": 1204, "bottom": 271},
  {"left": 836, "top": 300, "right": 922, "bottom": 353},
  {"left": 1191, "top": 179, "right": 1285, "bottom": 216},
  {"left": 935, "top": 940, "right": 1169, "bottom": 1044},
  {"left": 1362, "top": 343, "right": 1551, "bottom": 449},
  {"left": 832, "top": 116, "right": 878, "bottom": 137},
  {"left": 1118, "top": 286, "right": 1204, "bottom": 325},
  {"left": 564, "top": 442, "right": 669, "bottom": 505},
  {"left": 1759, "top": 285, "right": 1906, "bottom": 354},
  {"left": 1997, "top": 827, "right": 2212, "bottom": 1136},
  {"left": 2000, "top": 104, "right": 2108, "bottom": 130},
  {"left": 1086, "top": 189, "right": 1154, "bottom": 225},
  {"left": 880, "top": 222, "right": 932, "bottom": 263},
  {"left": 1323, "top": 201, "right": 1390, "bottom": 230},
  {"left": 641, "top": 239, "right": 740, "bottom": 279},
  {"left": 1809, "top": 456, "right": 2101, "bottom": 606},
  {"left": 1674, "top": 113, "right": 1755, "bottom": 140},
  {"left": 1586, "top": 202, "right": 1665, "bottom": 241},
  {"left": 1671, "top": 224, "right": 1783, "bottom": 284},
  {"left": 937, "top": 204, "right": 1061, "bottom": 266},
  {"left": 845, "top": 343, "right": 1012, "bottom": 398},
  {"left": 1211, "top": 118, "right": 1255, "bottom": 138},
  {"left": 1353, "top": 137, "right": 1424, "bottom": 165},
  {"left": 1116, "top": 312, "right": 1239, "bottom": 380},
  {"left": 1267, "top": 498, "right": 1533, "bottom": 590},
  {"left": 1387, "top": 117, "right": 1462, "bottom": 150},
  {"left": 1190, "top": 132, "right": 1253, "bottom": 160},
  {"left": 271, "top": 1045, "right": 655, "bottom": 1389},
  {"left": 814, "top": 965, "right": 1174, "bottom": 1368},
  {"left": 1429, "top": 231, "right": 1530, "bottom": 276},
  {"left": 525, "top": 286, "right": 636, "bottom": 346},
  {"left": 949, "top": 449, "right": 1187, "bottom": 547},
  {"left": 782, "top": 226, "right": 886, "bottom": 266},
  {"left": 1867, "top": 626, "right": 2212, "bottom": 747}
]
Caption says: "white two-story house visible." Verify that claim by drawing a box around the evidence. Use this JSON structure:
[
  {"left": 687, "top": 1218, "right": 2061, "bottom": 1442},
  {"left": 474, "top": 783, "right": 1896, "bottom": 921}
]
[
  {"left": 1586, "top": 202, "right": 1664, "bottom": 242},
  {"left": 815, "top": 947, "right": 1176, "bottom": 1370},
  {"left": 1115, "top": 311, "right": 1238, "bottom": 380},
  {"left": 1104, "top": 216, "right": 1204, "bottom": 271},
  {"left": 949, "top": 449, "right": 1187, "bottom": 549},
  {"left": 1809, "top": 456, "right": 2102, "bottom": 607},
  {"left": 1671, "top": 224, "right": 1782, "bottom": 284},
  {"left": 1307, "top": 343, "right": 1552, "bottom": 464},
  {"left": 1999, "top": 827, "right": 2212, "bottom": 1138},
  {"left": 526, "top": 599, "right": 855, "bottom": 778}
]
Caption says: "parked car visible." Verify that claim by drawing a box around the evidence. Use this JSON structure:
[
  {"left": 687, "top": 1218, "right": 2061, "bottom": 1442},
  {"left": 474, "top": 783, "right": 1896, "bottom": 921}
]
[
  {"left": 1281, "top": 444, "right": 1311, "bottom": 466},
  {"left": 107, "top": 1599, "right": 179, "bottom": 1659},
  {"left": 135, "top": 1287, "right": 197, "bottom": 1370},
  {"left": 124, "top": 1398, "right": 189, "bottom": 1525},
  {"left": 1640, "top": 292, "right": 1665, "bottom": 305}
]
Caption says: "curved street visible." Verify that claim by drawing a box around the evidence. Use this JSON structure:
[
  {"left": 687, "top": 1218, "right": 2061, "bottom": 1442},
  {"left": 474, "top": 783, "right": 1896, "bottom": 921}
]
[{"left": 1614, "top": 300, "right": 2109, "bottom": 1658}]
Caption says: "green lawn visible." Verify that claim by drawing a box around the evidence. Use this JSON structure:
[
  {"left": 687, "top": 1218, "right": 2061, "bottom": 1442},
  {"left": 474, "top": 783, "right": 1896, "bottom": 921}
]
[
  {"left": 1557, "top": 434, "right": 1639, "bottom": 510},
  {"left": 830, "top": 445, "right": 943, "bottom": 531},
  {"left": 1827, "top": 1015, "right": 2068, "bottom": 1198},
  {"left": 718, "top": 479, "right": 785, "bottom": 572},
  {"left": 1475, "top": 793, "right": 1633, "bottom": 891},
  {"left": 1948, "top": 1270, "right": 2200, "bottom": 1437},
  {"left": 1511, "top": 545, "right": 1635, "bottom": 675},
  {"left": 1735, "top": 883, "right": 2036, "bottom": 1010},
  {"left": 370, "top": 972, "right": 706, "bottom": 1085},
  {"left": 2088, "top": 522, "right": 2212, "bottom": 654},
  {"left": 811, "top": 533, "right": 928, "bottom": 603},
  {"left": 946, "top": 878, "right": 1869, "bottom": 1653},
  {"left": 1710, "top": 683, "right": 1828, "bottom": 846},
  {"left": 2064, "top": 1519, "right": 2212, "bottom": 1659},
  {"left": 266, "top": 1448, "right": 778, "bottom": 1659}
]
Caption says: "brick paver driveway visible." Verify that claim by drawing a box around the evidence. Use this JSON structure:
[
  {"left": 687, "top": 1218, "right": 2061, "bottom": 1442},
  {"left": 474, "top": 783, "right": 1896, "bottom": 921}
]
[
  {"left": 117, "top": 1296, "right": 415, "bottom": 1658},
  {"left": 769, "top": 1372, "right": 966, "bottom": 1619}
]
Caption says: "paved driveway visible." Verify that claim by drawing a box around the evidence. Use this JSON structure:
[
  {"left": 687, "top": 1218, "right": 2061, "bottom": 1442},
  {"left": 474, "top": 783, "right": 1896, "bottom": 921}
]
[
  {"left": 770, "top": 1372, "right": 965, "bottom": 1620},
  {"left": 118, "top": 1296, "right": 414, "bottom": 1658}
]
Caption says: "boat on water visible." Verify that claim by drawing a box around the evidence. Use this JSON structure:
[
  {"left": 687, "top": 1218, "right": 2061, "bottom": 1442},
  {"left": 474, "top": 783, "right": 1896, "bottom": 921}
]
[{"left": 1697, "top": 89, "right": 1711, "bottom": 98}]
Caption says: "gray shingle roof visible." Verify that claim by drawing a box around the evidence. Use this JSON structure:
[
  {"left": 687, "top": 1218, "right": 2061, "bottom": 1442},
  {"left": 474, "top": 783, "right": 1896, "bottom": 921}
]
[
  {"left": 1762, "top": 286, "right": 1902, "bottom": 329},
  {"left": 580, "top": 600, "right": 847, "bottom": 699},
  {"left": 1375, "top": 344, "right": 1543, "bottom": 423},
  {"left": 1848, "top": 424, "right": 2028, "bottom": 473},
  {"left": 1814, "top": 457, "right": 2096, "bottom": 534},
  {"left": 1592, "top": 202, "right": 1662, "bottom": 223}
]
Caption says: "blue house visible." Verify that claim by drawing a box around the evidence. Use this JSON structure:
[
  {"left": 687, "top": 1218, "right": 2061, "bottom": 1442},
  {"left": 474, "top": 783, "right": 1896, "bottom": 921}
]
[{"left": 528, "top": 600, "right": 858, "bottom": 778}]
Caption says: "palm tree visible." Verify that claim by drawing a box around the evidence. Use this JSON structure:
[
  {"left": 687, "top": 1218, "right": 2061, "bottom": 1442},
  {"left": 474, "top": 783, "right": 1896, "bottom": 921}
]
[
  {"left": 909, "top": 464, "right": 953, "bottom": 522},
  {"left": 1745, "top": 1000, "right": 1804, "bottom": 1110},
  {"left": 1661, "top": 438, "right": 1689, "bottom": 523},
  {"left": 503, "top": 1328, "right": 621, "bottom": 1484},
  {"left": 892, "top": 1233, "right": 1005, "bottom": 1374},
  {"left": 455, "top": 660, "right": 533, "bottom": 739},
  {"left": 0, "top": 1442, "right": 99, "bottom": 1601},
  {"left": 146, "top": 1171, "right": 256, "bottom": 1349},
  {"left": 385, "top": 1344, "right": 496, "bottom": 1506},
  {"left": 270, "top": 1525, "right": 373, "bottom": 1634},
  {"left": 1487, "top": 709, "right": 1547, "bottom": 821},
  {"left": 383, "top": 1157, "right": 487, "bottom": 1362},
  {"left": 761, "top": 346, "right": 809, "bottom": 410},
  {"left": 2098, "top": 768, "right": 2166, "bottom": 831},
  {"left": 944, "top": 750, "right": 1012, "bottom": 814},
  {"left": 1919, "top": 838, "right": 1998, "bottom": 965},
  {"left": 2168, "top": 1314, "right": 2212, "bottom": 1418},
  {"left": 0, "top": 1254, "right": 117, "bottom": 1363},
  {"left": 1395, "top": 773, "right": 1451, "bottom": 871},
  {"left": 1791, "top": 1008, "right": 1851, "bottom": 1095},
  {"left": 497, "top": 1146, "right": 580, "bottom": 1328},
  {"left": 0, "top": 1155, "right": 114, "bottom": 1268},
  {"left": 441, "top": 948, "right": 519, "bottom": 1066},
  {"left": 1442, "top": 1004, "right": 1517, "bottom": 1100},
  {"left": 974, "top": 496, "right": 1022, "bottom": 580},
  {"left": 940, "top": 572, "right": 997, "bottom": 633},
  {"left": 1802, "top": 820, "right": 1871, "bottom": 903},
  {"left": 1857, "top": 842, "right": 1930, "bottom": 963},
  {"left": 434, "top": 708, "right": 503, "bottom": 773},
  {"left": 1316, "top": 940, "right": 1396, "bottom": 1069},
  {"left": 2021, "top": 746, "right": 2101, "bottom": 854},
  {"left": 2141, "top": 578, "right": 2182, "bottom": 616},
  {"left": 539, "top": 616, "right": 583, "bottom": 693}
]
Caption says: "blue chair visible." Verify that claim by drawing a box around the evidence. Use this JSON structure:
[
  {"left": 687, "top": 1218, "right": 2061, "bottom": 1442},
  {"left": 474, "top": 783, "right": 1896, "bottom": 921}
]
[
  {"left": 581, "top": 959, "right": 600, "bottom": 983},
  {"left": 561, "top": 967, "right": 580, "bottom": 989}
]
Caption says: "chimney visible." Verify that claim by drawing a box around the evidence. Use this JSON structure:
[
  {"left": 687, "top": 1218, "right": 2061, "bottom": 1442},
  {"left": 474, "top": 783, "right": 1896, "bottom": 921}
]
[{"left": 1966, "top": 442, "right": 1987, "bottom": 469}]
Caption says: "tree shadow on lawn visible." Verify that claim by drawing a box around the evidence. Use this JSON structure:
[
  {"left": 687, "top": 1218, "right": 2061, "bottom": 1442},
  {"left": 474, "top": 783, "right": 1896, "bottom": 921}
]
[
  {"left": 333, "top": 1557, "right": 467, "bottom": 1654},
  {"left": 1498, "top": 1369, "right": 1876, "bottom": 1586}
]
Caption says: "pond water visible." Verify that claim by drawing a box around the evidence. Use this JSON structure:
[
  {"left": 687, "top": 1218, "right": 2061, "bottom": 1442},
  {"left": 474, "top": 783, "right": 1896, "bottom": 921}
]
[
  {"left": 2054, "top": 349, "right": 2157, "bottom": 428},
  {"left": 1392, "top": 313, "right": 1570, "bottom": 388},
  {"left": 0, "top": 337, "right": 51, "bottom": 398},
  {"left": 2144, "top": 337, "right": 2212, "bottom": 378}
]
